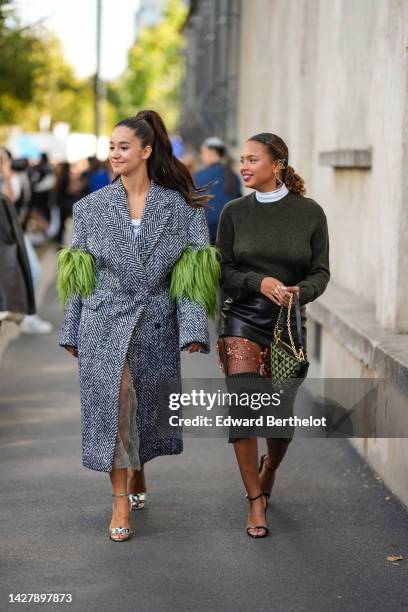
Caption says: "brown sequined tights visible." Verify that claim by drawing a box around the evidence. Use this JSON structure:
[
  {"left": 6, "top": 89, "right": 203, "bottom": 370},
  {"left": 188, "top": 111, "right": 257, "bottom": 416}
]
[
  {"left": 216, "top": 335, "right": 291, "bottom": 535},
  {"left": 216, "top": 336, "right": 271, "bottom": 377}
]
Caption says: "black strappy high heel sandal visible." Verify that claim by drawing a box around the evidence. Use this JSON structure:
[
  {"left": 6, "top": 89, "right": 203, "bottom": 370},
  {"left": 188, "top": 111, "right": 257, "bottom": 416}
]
[{"left": 246, "top": 492, "right": 269, "bottom": 538}]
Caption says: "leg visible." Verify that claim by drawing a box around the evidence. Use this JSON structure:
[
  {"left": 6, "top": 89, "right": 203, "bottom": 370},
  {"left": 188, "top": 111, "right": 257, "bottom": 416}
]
[
  {"left": 109, "top": 361, "right": 133, "bottom": 540},
  {"left": 259, "top": 438, "right": 291, "bottom": 498},
  {"left": 128, "top": 466, "right": 146, "bottom": 494},
  {"left": 233, "top": 437, "right": 268, "bottom": 537},
  {"left": 124, "top": 335, "right": 146, "bottom": 509},
  {"left": 217, "top": 336, "right": 268, "bottom": 537},
  {"left": 109, "top": 468, "right": 131, "bottom": 540},
  {"left": 127, "top": 465, "right": 146, "bottom": 510},
  {"left": 112, "top": 359, "right": 134, "bottom": 468},
  {"left": 259, "top": 324, "right": 308, "bottom": 496}
]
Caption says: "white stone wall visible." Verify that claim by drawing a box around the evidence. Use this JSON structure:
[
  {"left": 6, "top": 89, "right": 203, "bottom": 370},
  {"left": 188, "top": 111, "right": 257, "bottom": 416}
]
[
  {"left": 321, "top": 327, "right": 408, "bottom": 508},
  {"left": 238, "top": 0, "right": 408, "bottom": 331}
]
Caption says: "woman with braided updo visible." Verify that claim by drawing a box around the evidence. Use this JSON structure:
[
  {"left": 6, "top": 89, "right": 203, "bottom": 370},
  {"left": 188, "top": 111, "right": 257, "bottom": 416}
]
[{"left": 216, "top": 133, "right": 330, "bottom": 538}]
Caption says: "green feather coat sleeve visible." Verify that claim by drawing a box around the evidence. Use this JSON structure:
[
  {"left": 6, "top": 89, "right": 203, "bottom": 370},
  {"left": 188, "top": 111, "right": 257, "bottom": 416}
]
[
  {"left": 171, "top": 206, "right": 219, "bottom": 352},
  {"left": 57, "top": 201, "right": 95, "bottom": 347},
  {"left": 57, "top": 247, "right": 96, "bottom": 307},
  {"left": 170, "top": 244, "right": 220, "bottom": 320}
]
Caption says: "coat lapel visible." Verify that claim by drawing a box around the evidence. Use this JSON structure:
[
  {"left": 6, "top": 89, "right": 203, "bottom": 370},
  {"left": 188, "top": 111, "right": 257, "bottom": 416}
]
[
  {"left": 135, "top": 180, "right": 172, "bottom": 265},
  {"left": 108, "top": 177, "right": 173, "bottom": 271},
  {"left": 107, "top": 178, "right": 139, "bottom": 265}
]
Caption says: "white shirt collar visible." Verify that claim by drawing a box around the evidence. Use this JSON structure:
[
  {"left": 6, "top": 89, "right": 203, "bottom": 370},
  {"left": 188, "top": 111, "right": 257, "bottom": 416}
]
[{"left": 255, "top": 183, "right": 289, "bottom": 203}]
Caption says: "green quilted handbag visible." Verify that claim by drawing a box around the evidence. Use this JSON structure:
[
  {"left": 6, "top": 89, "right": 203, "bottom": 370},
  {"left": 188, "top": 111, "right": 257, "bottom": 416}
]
[{"left": 270, "top": 293, "right": 309, "bottom": 381}]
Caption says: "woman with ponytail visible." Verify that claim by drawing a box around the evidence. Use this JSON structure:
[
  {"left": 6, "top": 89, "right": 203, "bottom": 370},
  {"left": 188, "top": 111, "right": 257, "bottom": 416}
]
[
  {"left": 216, "top": 133, "right": 330, "bottom": 538},
  {"left": 57, "top": 110, "right": 219, "bottom": 542}
]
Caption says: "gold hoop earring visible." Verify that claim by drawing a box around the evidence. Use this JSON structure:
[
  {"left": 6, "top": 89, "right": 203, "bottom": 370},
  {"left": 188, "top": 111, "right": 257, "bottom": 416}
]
[{"left": 273, "top": 171, "right": 283, "bottom": 188}]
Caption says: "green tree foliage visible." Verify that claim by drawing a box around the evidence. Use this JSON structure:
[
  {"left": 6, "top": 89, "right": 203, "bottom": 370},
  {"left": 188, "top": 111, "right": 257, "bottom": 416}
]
[
  {"left": 0, "top": 0, "right": 114, "bottom": 133},
  {"left": 0, "top": 0, "right": 186, "bottom": 135},
  {"left": 0, "top": 0, "right": 48, "bottom": 124},
  {"left": 119, "top": 0, "right": 187, "bottom": 131}
]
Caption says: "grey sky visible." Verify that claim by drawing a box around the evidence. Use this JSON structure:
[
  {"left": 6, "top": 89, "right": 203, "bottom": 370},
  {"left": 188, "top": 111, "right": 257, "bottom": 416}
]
[{"left": 14, "top": 0, "right": 141, "bottom": 80}]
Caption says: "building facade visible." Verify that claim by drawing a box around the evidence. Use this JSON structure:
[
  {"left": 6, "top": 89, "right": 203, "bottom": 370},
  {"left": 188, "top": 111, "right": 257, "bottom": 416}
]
[{"left": 181, "top": 0, "right": 241, "bottom": 147}]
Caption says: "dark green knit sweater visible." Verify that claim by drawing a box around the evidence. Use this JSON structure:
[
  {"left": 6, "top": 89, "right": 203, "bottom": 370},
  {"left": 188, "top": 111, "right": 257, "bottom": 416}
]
[{"left": 215, "top": 191, "right": 330, "bottom": 305}]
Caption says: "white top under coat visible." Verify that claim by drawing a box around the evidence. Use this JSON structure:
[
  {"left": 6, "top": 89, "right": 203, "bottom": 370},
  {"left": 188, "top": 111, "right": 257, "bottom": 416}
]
[
  {"left": 131, "top": 218, "right": 141, "bottom": 236},
  {"left": 255, "top": 183, "right": 289, "bottom": 203}
]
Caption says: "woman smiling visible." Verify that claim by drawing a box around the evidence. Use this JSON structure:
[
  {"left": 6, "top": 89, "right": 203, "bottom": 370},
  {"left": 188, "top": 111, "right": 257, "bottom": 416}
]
[
  {"left": 57, "top": 110, "right": 219, "bottom": 542},
  {"left": 216, "top": 133, "right": 330, "bottom": 538}
]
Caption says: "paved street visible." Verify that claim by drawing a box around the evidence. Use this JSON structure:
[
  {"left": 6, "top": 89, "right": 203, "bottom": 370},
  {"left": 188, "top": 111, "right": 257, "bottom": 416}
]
[{"left": 1, "top": 285, "right": 408, "bottom": 612}]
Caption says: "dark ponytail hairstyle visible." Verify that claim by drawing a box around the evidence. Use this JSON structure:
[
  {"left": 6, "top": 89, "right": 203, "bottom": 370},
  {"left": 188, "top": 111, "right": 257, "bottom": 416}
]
[
  {"left": 248, "top": 133, "right": 306, "bottom": 196},
  {"left": 115, "top": 110, "right": 210, "bottom": 208}
]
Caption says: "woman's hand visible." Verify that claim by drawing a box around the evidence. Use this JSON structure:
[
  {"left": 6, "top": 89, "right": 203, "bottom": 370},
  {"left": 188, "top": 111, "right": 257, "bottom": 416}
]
[
  {"left": 279, "top": 285, "right": 300, "bottom": 307},
  {"left": 260, "top": 277, "right": 289, "bottom": 306},
  {"left": 64, "top": 345, "right": 78, "bottom": 358},
  {"left": 185, "top": 342, "right": 206, "bottom": 353}
]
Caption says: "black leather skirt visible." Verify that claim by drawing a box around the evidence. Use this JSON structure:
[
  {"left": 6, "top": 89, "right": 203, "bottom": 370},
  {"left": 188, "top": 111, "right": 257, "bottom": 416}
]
[
  {"left": 217, "top": 293, "right": 308, "bottom": 443},
  {"left": 218, "top": 292, "right": 307, "bottom": 350}
]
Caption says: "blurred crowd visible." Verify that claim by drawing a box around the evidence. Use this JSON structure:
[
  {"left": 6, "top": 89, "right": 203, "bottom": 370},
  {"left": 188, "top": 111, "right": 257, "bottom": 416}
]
[
  {"left": 0, "top": 151, "right": 111, "bottom": 335},
  {"left": 0, "top": 151, "right": 111, "bottom": 246},
  {"left": 0, "top": 135, "right": 241, "bottom": 337}
]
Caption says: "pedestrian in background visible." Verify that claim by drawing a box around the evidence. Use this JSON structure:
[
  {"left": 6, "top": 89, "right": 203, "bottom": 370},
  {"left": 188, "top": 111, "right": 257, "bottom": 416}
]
[
  {"left": 0, "top": 150, "right": 31, "bottom": 224},
  {"left": 11, "top": 158, "right": 32, "bottom": 227},
  {"left": 194, "top": 136, "right": 241, "bottom": 244},
  {"left": 57, "top": 109, "right": 219, "bottom": 542},
  {"left": 181, "top": 150, "right": 198, "bottom": 176},
  {"left": 29, "top": 152, "right": 56, "bottom": 224},
  {"left": 78, "top": 156, "right": 97, "bottom": 197},
  {"left": 216, "top": 133, "right": 330, "bottom": 538},
  {"left": 79, "top": 156, "right": 110, "bottom": 196},
  {"left": 0, "top": 149, "right": 52, "bottom": 334},
  {"left": 54, "top": 162, "right": 78, "bottom": 245},
  {"left": 0, "top": 192, "right": 35, "bottom": 327},
  {"left": 88, "top": 159, "right": 111, "bottom": 193}
]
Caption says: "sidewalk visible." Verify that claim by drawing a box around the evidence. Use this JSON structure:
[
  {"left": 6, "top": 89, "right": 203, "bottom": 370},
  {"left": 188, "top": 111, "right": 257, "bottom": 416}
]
[{"left": 1, "top": 283, "right": 408, "bottom": 612}]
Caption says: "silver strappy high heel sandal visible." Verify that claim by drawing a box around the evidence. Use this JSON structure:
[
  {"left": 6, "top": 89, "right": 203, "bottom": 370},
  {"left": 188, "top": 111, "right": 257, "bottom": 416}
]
[
  {"left": 129, "top": 492, "right": 146, "bottom": 511},
  {"left": 109, "top": 492, "right": 132, "bottom": 542}
]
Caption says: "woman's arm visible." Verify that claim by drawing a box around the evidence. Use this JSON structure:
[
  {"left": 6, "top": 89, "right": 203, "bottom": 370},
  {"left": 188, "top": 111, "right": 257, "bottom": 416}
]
[
  {"left": 296, "top": 214, "right": 330, "bottom": 305},
  {"left": 216, "top": 204, "right": 265, "bottom": 301},
  {"left": 171, "top": 206, "right": 219, "bottom": 353},
  {"left": 57, "top": 201, "right": 94, "bottom": 349}
]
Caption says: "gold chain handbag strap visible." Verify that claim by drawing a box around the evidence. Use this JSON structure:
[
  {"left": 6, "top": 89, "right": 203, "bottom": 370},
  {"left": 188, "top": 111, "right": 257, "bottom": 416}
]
[{"left": 273, "top": 293, "right": 305, "bottom": 362}]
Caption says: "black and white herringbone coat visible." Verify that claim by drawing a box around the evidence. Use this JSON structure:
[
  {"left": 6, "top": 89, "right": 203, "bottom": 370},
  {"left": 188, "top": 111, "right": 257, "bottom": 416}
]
[{"left": 58, "top": 178, "right": 212, "bottom": 472}]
